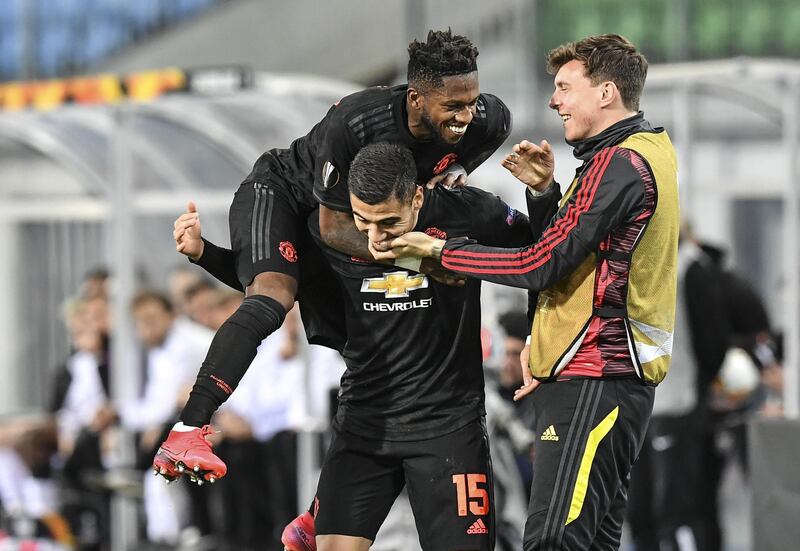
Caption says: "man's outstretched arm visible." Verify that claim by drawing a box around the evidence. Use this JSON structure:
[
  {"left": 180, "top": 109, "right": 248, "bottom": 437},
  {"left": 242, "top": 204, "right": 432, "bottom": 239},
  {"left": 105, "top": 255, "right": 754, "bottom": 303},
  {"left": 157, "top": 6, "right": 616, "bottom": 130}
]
[
  {"left": 371, "top": 145, "right": 648, "bottom": 292},
  {"left": 173, "top": 202, "right": 243, "bottom": 292}
]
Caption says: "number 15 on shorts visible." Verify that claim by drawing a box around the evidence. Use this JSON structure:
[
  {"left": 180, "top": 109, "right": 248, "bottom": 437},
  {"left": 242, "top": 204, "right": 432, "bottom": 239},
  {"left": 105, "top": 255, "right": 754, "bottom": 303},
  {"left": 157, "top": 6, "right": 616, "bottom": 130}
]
[{"left": 452, "top": 473, "right": 489, "bottom": 516}]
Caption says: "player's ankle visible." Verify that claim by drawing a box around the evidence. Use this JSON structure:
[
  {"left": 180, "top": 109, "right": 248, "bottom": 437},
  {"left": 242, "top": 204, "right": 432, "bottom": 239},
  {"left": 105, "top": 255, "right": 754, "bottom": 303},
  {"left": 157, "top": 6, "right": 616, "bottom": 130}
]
[{"left": 172, "top": 422, "right": 199, "bottom": 432}]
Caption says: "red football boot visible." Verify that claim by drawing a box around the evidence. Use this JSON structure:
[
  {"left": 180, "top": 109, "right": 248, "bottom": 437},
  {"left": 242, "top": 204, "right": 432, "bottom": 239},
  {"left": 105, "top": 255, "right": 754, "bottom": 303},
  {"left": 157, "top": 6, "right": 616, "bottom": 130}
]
[
  {"left": 152, "top": 423, "right": 227, "bottom": 485},
  {"left": 281, "top": 511, "right": 316, "bottom": 551}
]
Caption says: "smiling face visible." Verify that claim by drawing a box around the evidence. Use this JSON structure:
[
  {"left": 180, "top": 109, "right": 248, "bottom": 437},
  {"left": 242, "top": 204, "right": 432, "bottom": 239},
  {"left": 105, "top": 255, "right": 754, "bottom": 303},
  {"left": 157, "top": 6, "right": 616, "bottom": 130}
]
[
  {"left": 350, "top": 186, "right": 424, "bottom": 247},
  {"left": 408, "top": 71, "right": 479, "bottom": 145},
  {"left": 548, "top": 59, "right": 609, "bottom": 142}
]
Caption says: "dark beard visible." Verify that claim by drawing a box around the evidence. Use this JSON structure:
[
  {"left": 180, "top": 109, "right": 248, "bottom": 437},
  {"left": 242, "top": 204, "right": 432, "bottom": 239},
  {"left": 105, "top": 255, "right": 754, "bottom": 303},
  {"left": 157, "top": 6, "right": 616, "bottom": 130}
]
[{"left": 419, "top": 109, "right": 450, "bottom": 146}]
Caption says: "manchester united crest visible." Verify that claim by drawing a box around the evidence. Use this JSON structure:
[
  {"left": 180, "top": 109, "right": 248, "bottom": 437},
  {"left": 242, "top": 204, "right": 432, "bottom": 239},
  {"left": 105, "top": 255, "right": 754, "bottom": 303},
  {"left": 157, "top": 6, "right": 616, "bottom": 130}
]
[
  {"left": 433, "top": 153, "right": 458, "bottom": 175},
  {"left": 425, "top": 227, "right": 447, "bottom": 239},
  {"left": 279, "top": 241, "right": 298, "bottom": 263}
]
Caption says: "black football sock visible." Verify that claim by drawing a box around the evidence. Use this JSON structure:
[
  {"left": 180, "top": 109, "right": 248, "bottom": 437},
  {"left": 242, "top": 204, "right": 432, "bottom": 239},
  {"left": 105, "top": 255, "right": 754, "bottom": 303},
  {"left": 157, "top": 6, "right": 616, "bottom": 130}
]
[{"left": 180, "top": 295, "right": 287, "bottom": 427}]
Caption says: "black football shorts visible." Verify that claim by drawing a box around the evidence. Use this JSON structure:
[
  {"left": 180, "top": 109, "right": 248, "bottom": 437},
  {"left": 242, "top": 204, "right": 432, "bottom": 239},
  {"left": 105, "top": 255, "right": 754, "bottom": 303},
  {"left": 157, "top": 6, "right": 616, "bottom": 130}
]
[
  {"left": 229, "top": 179, "right": 346, "bottom": 350},
  {"left": 229, "top": 180, "right": 305, "bottom": 289},
  {"left": 314, "top": 418, "right": 495, "bottom": 550}
]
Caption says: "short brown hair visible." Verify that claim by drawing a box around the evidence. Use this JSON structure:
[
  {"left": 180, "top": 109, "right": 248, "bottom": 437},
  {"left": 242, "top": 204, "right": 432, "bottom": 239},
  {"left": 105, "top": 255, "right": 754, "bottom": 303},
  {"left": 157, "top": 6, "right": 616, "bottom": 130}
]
[
  {"left": 546, "top": 34, "right": 647, "bottom": 111},
  {"left": 131, "top": 289, "right": 173, "bottom": 313}
]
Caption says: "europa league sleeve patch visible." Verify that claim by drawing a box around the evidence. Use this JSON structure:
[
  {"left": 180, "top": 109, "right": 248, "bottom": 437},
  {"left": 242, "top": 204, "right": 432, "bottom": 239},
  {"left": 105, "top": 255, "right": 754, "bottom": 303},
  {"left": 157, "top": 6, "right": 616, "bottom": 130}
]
[
  {"left": 506, "top": 205, "right": 518, "bottom": 225},
  {"left": 322, "top": 161, "right": 340, "bottom": 189}
]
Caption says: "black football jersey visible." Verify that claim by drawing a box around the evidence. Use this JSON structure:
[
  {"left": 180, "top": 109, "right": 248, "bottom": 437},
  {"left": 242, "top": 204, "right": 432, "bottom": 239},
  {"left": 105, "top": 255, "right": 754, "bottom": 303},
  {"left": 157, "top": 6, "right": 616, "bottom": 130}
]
[
  {"left": 242, "top": 85, "right": 511, "bottom": 212},
  {"left": 308, "top": 186, "right": 532, "bottom": 441}
]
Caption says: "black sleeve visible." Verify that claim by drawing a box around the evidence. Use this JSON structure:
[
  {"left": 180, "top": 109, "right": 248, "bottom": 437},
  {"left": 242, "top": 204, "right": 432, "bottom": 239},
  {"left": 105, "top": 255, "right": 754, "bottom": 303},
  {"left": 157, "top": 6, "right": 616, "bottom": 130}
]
[
  {"left": 721, "top": 271, "right": 771, "bottom": 337},
  {"left": 440, "top": 147, "right": 647, "bottom": 291},
  {"left": 685, "top": 260, "right": 731, "bottom": 394},
  {"left": 468, "top": 189, "right": 533, "bottom": 248},
  {"left": 526, "top": 184, "right": 562, "bottom": 234},
  {"left": 312, "top": 113, "right": 362, "bottom": 213},
  {"left": 523, "top": 184, "right": 562, "bottom": 322},
  {"left": 465, "top": 187, "right": 534, "bottom": 326},
  {"left": 191, "top": 238, "right": 243, "bottom": 292},
  {"left": 461, "top": 94, "right": 512, "bottom": 174}
]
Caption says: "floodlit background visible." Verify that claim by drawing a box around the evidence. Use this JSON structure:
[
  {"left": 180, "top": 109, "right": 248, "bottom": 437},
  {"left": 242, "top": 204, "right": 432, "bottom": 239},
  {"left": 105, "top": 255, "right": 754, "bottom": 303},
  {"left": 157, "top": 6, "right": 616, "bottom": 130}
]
[{"left": 0, "top": 1, "right": 797, "bottom": 550}]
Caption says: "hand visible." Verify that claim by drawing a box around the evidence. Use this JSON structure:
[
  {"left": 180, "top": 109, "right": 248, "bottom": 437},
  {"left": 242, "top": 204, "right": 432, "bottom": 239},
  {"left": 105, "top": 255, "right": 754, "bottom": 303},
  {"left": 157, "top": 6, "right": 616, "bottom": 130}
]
[
  {"left": 761, "top": 362, "right": 783, "bottom": 394},
  {"left": 139, "top": 424, "right": 165, "bottom": 453},
  {"left": 173, "top": 201, "right": 204, "bottom": 261},
  {"left": 213, "top": 411, "right": 253, "bottom": 441},
  {"left": 426, "top": 164, "right": 467, "bottom": 189},
  {"left": 152, "top": 424, "right": 227, "bottom": 485},
  {"left": 369, "top": 232, "right": 443, "bottom": 261},
  {"left": 89, "top": 403, "right": 118, "bottom": 433},
  {"left": 513, "top": 342, "right": 540, "bottom": 401},
  {"left": 501, "top": 140, "right": 555, "bottom": 192}
]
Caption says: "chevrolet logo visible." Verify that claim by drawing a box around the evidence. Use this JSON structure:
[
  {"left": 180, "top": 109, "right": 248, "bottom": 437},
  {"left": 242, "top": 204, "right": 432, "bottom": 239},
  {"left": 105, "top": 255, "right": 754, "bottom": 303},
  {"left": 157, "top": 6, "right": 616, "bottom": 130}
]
[{"left": 360, "top": 271, "right": 428, "bottom": 298}]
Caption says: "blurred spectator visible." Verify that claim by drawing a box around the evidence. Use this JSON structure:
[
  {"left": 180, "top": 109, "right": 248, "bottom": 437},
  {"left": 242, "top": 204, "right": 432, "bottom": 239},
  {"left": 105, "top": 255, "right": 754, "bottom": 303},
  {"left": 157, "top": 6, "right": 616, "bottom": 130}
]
[
  {"left": 51, "top": 298, "right": 110, "bottom": 454},
  {"left": 493, "top": 311, "right": 536, "bottom": 503},
  {"left": 694, "top": 241, "right": 774, "bottom": 551},
  {"left": 184, "top": 279, "right": 219, "bottom": 330},
  {"left": 282, "top": 307, "right": 346, "bottom": 427},
  {"left": 80, "top": 267, "right": 110, "bottom": 301},
  {"left": 483, "top": 387, "right": 532, "bottom": 551},
  {"left": 168, "top": 265, "right": 205, "bottom": 319},
  {"left": 473, "top": 312, "right": 535, "bottom": 550},
  {"left": 0, "top": 416, "right": 73, "bottom": 548},
  {"left": 118, "top": 290, "right": 213, "bottom": 435},
  {"left": 627, "top": 223, "right": 777, "bottom": 551},
  {"left": 496, "top": 311, "right": 535, "bottom": 422},
  {"left": 118, "top": 290, "right": 213, "bottom": 545},
  {"left": 627, "top": 226, "right": 730, "bottom": 551},
  {"left": 49, "top": 296, "right": 113, "bottom": 551}
]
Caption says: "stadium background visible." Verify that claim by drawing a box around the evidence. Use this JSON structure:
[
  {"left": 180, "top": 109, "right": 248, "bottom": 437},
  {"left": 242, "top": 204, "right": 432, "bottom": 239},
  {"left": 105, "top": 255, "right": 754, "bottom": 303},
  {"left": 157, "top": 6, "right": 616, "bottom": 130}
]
[{"left": 0, "top": 0, "right": 797, "bottom": 549}]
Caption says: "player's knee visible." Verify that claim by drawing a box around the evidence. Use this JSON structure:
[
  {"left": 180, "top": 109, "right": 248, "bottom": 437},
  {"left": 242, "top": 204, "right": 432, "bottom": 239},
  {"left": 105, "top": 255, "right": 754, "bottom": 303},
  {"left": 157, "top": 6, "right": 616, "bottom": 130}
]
[
  {"left": 248, "top": 271, "right": 297, "bottom": 312},
  {"left": 226, "top": 294, "right": 287, "bottom": 341}
]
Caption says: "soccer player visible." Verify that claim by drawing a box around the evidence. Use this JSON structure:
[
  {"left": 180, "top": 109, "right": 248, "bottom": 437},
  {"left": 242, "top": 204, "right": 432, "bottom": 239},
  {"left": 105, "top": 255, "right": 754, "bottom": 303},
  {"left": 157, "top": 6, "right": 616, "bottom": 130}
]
[
  {"left": 372, "top": 34, "right": 680, "bottom": 551},
  {"left": 309, "top": 142, "right": 539, "bottom": 551},
  {"left": 154, "top": 29, "right": 512, "bottom": 484}
]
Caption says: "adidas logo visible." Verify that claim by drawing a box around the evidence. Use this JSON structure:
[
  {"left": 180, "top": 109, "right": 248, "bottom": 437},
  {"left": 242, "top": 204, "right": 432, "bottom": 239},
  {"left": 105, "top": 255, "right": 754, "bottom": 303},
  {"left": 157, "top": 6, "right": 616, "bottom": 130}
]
[
  {"left": 467, "top": 518, "right": 488, "bottom": 535},
  {"left": 541, "top": 425, "right": 559, "bottom": 441}
]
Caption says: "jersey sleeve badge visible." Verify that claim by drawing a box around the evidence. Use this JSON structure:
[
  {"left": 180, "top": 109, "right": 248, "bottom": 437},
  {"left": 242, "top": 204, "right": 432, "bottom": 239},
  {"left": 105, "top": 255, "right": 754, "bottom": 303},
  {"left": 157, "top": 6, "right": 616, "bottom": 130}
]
[
  {"left": 433, "top": 153, "right": 459, "bottom": 175},
  {"left": 322, "top": 161, "right": 340, "bottom": 189}
]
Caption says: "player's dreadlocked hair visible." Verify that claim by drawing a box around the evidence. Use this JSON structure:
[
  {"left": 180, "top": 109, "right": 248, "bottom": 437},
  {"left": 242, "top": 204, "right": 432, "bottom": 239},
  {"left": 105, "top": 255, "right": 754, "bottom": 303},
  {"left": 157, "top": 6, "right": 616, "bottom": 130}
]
[
  {"left": 407, "top": 29, "right": 479, "bottom": 92},
  {"left": 349, "top": 143, "right": 418, "bottom": 206}
]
